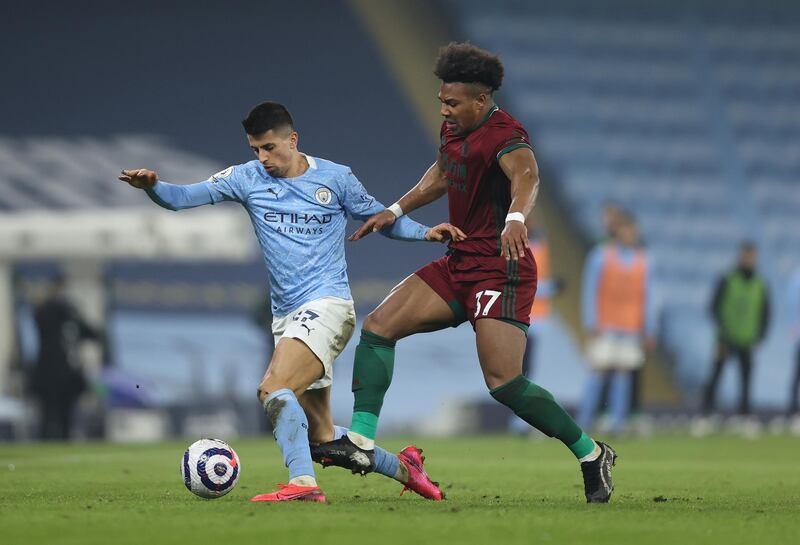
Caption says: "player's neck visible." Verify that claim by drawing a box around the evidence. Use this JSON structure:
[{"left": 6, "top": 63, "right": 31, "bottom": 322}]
[
  {"left": 282, "top": 153, "right": 310, "bottom": 178},
  {"left": 467, "top": 102, "right": 498, "bottom": 132}
]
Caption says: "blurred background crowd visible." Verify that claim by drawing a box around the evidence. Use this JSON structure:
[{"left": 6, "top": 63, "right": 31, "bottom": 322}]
[{"left": 1, "top": 0, "right": 799, "bottom": 442}]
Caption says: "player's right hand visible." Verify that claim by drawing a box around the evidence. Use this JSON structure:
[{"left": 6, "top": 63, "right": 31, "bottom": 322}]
[
  {"left": 348, "top": 209, "right": 397, "bottom": 241},
  {"left": 425, "top": 223, "right": 467, "bottom": 243},
  {"left": 118, "top": 169, "right": 158, "bottom": 189}
]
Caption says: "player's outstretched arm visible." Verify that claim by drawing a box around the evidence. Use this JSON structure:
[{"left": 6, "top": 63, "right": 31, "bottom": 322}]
[
  {"left": 424, "top": 223, "right": 467, "bottom": 243},
  {"left": 342, "top": 165, "right": 461, "bottom": 243},
  {"left": 348, "top": 195, "right": 466, "bottom": 243},
  {"left": 348, "top": 158, "right": 449, "bottom": 241},
  {"left": 361, "top": 216, "right": 464, "bottom": 243},
  {"left": 118, "top": 168, "right": 217, "bottom": 211},
  {"left": 498, "top": 148, "right": 540, "bottom": 261}
]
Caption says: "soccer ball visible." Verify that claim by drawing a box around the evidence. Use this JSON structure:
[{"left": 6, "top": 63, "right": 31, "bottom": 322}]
[{"left": 181, "top": 438, "right": 241, "bottom": 499}]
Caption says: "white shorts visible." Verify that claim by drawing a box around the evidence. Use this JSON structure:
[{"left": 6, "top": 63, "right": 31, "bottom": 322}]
[
  {"left": 586, "top": 333, "right": 644, "bottom": 371},
  {"left": 272, "top": 296, "right": 356, "bottom": 390}
]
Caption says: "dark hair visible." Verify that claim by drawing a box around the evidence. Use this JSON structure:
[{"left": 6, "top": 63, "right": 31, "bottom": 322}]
[
  {"left": 434, "top": 42, "right": 504, "bottom": 92},
  {"left": 740, "top": 240, "right": 756, "bottom": 252},
  {"left": 241, "top": 101, "right": 294, "bottom": 135}
]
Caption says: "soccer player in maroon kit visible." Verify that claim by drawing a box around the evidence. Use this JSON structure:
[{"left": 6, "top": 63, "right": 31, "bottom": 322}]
[{"left": 314, "top": 42, "right": 617, "bottom": 502}]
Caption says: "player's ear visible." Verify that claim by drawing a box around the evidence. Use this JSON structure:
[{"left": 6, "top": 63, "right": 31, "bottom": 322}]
[
  {"left": 289, "top": 131, "right": 299, "bottom": 149},
  {"left": 475, "top": 91, "right": 487, "bottom": 110}
]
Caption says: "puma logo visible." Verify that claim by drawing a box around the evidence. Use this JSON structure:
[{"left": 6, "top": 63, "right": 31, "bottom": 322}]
[{"left": 301, "top": 323, "right": 315, "bottom": 335}]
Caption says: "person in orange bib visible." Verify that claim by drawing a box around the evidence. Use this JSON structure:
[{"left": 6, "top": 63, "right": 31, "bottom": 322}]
[
  {"left": 577, "top": 215, "right": 657, "bottom": 434},
  {"left": 525, "top": 216, "right": 564, "bottom": 375},
  {"left": 528, "top": 230, "right": 555, "bottom": 331}
]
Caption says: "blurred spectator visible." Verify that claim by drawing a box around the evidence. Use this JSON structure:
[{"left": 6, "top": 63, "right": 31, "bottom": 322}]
[
  {"left": 601, "top": 201, "right": 624, "bottom": 243},
  {"left": 523, "top": 216, "right": 565, "bottom": 376},
  {"left": 703, "top": 242, "right": 769, "bottom": 416},
  {"left": 598, "top": 204, "right": 642, "bottom": 419},
  {"left": 30, "top": 275, "right": 103, "bottom": 440},
  {"left": 787, "top": 267, "right": 800, "bottom": 416},
  {"left": 578, "top": 214, "right": 656, "bottom": 434},
  {"left": 510, "top": 217, "right": 564, "bottom": 433}
]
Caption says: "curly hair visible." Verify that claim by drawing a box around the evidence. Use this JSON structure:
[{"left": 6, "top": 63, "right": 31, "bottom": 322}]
[{"left": 434, "top": 42, "right": 504, "bottom": 92}]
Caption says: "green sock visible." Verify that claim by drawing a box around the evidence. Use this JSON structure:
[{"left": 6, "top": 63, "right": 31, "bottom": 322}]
[
  {"left": 350, "top": 330, "right": 396, "bottom": 440},
  {"left": 491, "top": 375, "right": 596, "bottom": 459},
  {"left": 568, "top": 432, "right": 597, "bottom": 460}
]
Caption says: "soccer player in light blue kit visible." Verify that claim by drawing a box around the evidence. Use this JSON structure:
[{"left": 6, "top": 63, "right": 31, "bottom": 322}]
[{"left": 119, "top": 102, "right": 462, "bottom": 503}]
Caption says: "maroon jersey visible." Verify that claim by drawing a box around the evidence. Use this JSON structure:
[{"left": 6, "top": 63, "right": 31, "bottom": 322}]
[{"left": 439, "top": 106, "right": 533, "bottom": 256}]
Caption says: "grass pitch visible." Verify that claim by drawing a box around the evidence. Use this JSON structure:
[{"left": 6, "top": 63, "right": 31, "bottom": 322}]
[{"left": 1, "top": 435, "right": 798, "bottom": 545}]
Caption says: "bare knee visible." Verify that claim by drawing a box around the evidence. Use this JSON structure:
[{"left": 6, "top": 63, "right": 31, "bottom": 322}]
[
  {"left": 483, "top": 370, "right": 517, "bottom": 391},
  {"left": 256, "top": 371, "right": 290, "bottom": 403},
  {"left": 256, "top": 380, "right": 269, "bottom": 403},
  {"left": 363, "top": 308, "right": 397, "bottom": 340}
]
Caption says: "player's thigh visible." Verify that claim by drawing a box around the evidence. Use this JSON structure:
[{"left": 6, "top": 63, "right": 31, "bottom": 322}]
[
  {"left": 267, "top": 297, "right": 356, "bottom": 396},
  {"left": 298, "top": 387, "right": 334, "bottom": 443},
  {"left": 364, "top": 273, "right": 456, "bottom": 340},
  {"left": 258, "top": 337, "right": 325, "bottom": 400},
  {"left": 475, "top": 318, "right": 528, "bottom": 390}
]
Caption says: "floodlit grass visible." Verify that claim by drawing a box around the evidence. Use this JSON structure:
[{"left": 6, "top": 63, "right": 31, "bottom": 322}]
[{"left": 1, "top": 435, "right": 798, "bottom": 544}]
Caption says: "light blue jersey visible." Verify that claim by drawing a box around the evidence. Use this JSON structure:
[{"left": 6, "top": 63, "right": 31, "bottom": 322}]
[{"left": 144, "top": 155, "right": 429, "bottom": 316}]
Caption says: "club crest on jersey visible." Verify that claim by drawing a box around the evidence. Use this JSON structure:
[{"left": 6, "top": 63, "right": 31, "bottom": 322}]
[
  {"left": 208, "top": 166, "right": 234, "bottom": 182},
  {"left": 315, "top": 187, "right": 332, "bottom": 205}
]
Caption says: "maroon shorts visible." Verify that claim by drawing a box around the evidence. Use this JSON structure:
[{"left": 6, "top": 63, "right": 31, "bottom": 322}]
[{"left": 415, "top": 249, "right": 538, "bottom": 329}]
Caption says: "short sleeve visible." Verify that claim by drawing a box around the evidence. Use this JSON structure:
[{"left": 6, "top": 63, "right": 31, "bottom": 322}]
[{"left": 493, "top": 125, "right": 533, "bottom": 160}]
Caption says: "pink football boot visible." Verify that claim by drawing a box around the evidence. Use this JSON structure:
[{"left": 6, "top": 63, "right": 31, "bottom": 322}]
[
  {"left": 397, "top": 446, "right": 445, "bottom": 501},
  {"left": 250, "top": 483, "right": 327, "bottom": 503}
]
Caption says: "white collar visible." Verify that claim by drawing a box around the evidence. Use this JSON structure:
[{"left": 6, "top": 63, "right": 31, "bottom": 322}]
[{"left": 302, "top": 154, "right": 317, "bottom": 170}]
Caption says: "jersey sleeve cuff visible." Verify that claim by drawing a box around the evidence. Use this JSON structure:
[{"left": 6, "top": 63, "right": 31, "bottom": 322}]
[{"left": 496, "top": 142, "right": 533, "bottom": 160}]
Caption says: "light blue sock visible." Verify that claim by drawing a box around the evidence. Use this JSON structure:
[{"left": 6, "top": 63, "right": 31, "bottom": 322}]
[
  {"left": 577, "top": 371, "right": 606, "bottom": 430},
  {"left": 609, "top": 371, "right": 633, "bottom": 434},
  {"left": 264, "top": 389, "right": 315, "bottom": 480},
  {"left": 333, "top": 425, "right": 400, "bottom": 479}
]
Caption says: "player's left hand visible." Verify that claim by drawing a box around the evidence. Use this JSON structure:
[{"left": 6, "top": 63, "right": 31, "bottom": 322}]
[
  {"left": 500, "top": 220, "right": 528, "bottom": 261},
  {"left": 425, "top": 223, "right": 467, "bottom": 243},
  {"left": 348, "top": 210, "right": 397, "bottom": 241}
]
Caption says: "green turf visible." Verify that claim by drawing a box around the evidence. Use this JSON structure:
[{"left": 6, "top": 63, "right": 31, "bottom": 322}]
[{"left": 1, "top": 435, "right": 798, "bottom": 544}]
